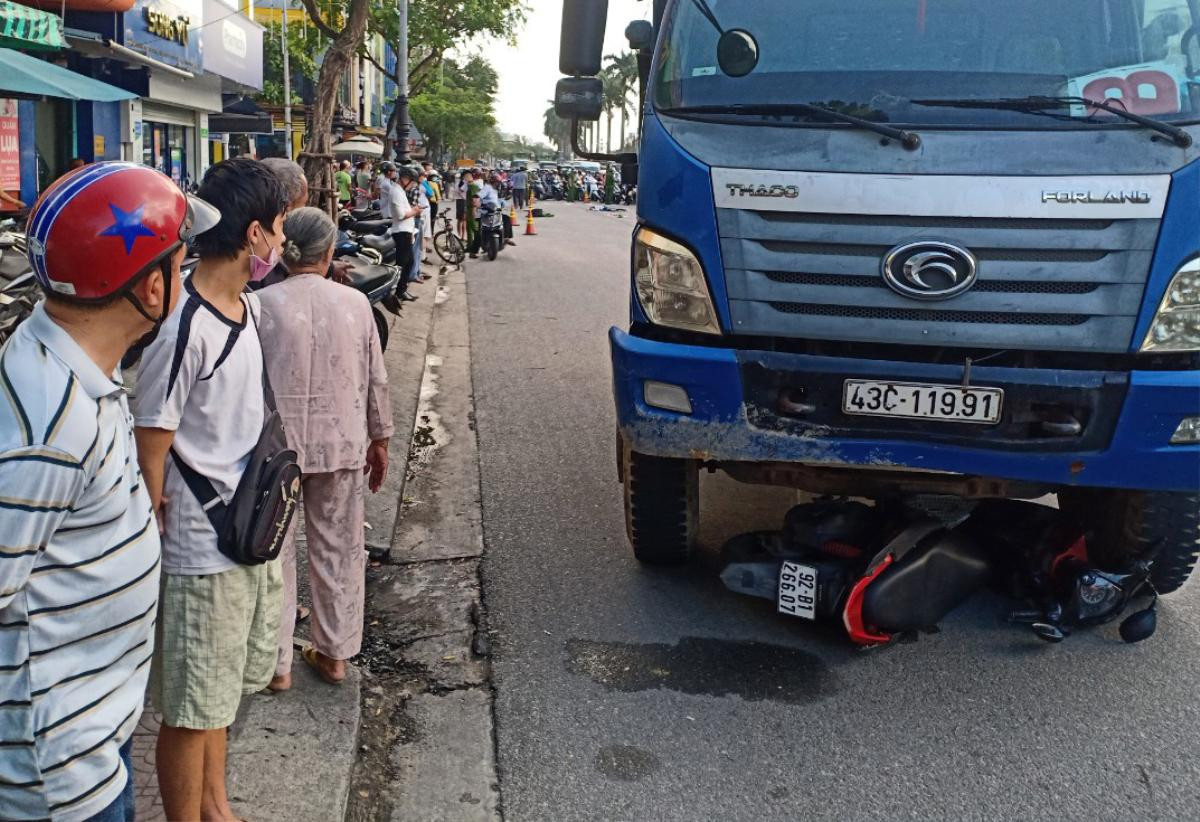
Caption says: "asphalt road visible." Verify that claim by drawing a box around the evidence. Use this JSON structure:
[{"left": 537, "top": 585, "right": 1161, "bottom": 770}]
[{"left": 468, "top": 200, "right": 1200, "bottom": 822}]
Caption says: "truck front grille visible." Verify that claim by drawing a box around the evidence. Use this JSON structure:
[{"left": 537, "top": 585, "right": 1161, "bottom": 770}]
[
  {"left": 718, "top": 209, "right": 1159, "bottom": 352},
  {"left": 763, "top": 271, "right": 1100, "bottom": 295},
  {"left": 767, "top": 302, "right": 1090, "bottom": 326}
]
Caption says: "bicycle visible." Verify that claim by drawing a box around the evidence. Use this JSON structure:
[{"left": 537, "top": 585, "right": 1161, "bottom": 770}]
[{"left": 433, "top": 209, "right": 466, "bottom": 265}]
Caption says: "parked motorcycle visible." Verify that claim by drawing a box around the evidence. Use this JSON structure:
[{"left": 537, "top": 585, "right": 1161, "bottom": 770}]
[
  {"left": 0, "top": 223, "right": 37, "bottom": 347},
  {"left": 336, "top": 215, "right": 397, "bottom": 266},
  {"left": 479, "top": 203, "right": 505, "bottom": 261},
  {"left": 337, "top": 255, "right": 402, "bottom": 350}
]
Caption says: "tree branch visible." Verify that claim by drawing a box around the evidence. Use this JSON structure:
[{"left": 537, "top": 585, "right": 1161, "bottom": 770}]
[
  {"left": 361, "top": 48, "right": 390, "bottom": 78},
  {"left": 407, "top": 50, "right": 441, "bottom": 92},
  {"left": 298, "top": 0, "right": 337, "bottom": 39}
]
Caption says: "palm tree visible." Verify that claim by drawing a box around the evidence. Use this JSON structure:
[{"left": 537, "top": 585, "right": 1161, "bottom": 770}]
[
  {"left": 601, "top": 68, "right": 624, "bottom": 152},
  {"left": 604, "top": 51, "right": 640, "bottom": 149},
  {"left": 543, "top": 103, "right": 573, "bottom": 159}
]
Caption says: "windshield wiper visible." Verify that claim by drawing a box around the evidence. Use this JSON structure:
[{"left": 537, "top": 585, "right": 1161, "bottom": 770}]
[
  {"left": 689, "top": 0, "right": 724, "bottom": 33},
  {"left": 659, "top": 103, "right": 922, "bottom": 150},
  {"left": 912, "top": 95, "right": 1192, "bottom": 147}
]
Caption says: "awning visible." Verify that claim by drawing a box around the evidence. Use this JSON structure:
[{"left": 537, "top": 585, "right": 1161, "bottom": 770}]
[
  {"left": 0, "top": 47, "right": 135, "bottom": 100},
  {"left": 0, "top": 1, "right": 63, "bottom": 51},
  {"left": 331, "top": 134, "right": 383, "bottom": 157},
  {"left": 208, "top": 95, "right": 273, "bottom": 135},
  {"left": 65, "top": 33, "right": 193, "bottom": 79}
]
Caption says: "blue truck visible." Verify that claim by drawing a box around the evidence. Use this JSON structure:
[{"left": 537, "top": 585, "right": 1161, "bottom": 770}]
[{"left": 556, "top": 0, "right": 1200, "bottom": 594}]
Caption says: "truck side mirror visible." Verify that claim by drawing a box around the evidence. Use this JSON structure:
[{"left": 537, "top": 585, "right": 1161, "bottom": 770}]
[
  {"left": 625, "top": 19, "right": 654, "bottom": 51},
  {"left": 560, "top": 0, "right": 609, "bottom": 77},
  {"left": 555, "top": 77, "right": 604, "bottom": 121}
]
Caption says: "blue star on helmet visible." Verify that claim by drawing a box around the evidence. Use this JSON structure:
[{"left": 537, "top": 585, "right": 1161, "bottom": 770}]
[{"left": 99, "top": 203, "right": 157, "bottom": 254}]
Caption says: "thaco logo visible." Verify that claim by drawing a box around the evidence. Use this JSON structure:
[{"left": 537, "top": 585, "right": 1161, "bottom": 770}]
[{"left": 881, "top": 241, "right": 978, "bottom": 301}]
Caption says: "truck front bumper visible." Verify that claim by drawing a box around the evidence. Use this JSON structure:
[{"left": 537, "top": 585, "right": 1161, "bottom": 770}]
[{"left": 610, "top": 328, "right": 1200, "bottom": 492}]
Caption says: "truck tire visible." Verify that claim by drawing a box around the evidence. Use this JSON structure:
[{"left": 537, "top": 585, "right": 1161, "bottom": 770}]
[
  {"left": 623, "top": 450, "right": 699, "bottom": 564},
  {"left": 1058, "top": 489, "right": 1200, "bottom": 594}
]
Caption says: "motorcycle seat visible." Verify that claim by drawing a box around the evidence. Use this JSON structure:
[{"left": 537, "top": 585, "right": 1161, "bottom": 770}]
[
  {"left": 350, "top": 208, "right": 380, "bottom": 220},
  {"left": 343, "top": 260, "right": 394, "bottom": 294},
  {"left": 352, "top": 219, "right": 391, "bottom": 235},
  {"left": 360, "top": 233, "right": 396, "bottom": 254}
]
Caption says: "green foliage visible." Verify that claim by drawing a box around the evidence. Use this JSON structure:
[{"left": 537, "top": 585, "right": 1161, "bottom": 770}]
[
  {"left": 261, "top": 21, "right": 321, "bottom": 106},
  {"left": 543, "top": 104, "right": 572, "bottom": 157},
  {"left": 367, "top": 0, "right": 525, "bottom": 94},
  {"left": 409, "top": 57, "right": 498, "bottom": 160}
]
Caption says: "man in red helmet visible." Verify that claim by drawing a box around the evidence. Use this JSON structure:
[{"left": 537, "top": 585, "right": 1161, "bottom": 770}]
[{"left": 0, "top": 161, "right": 218, "bottom": 821}]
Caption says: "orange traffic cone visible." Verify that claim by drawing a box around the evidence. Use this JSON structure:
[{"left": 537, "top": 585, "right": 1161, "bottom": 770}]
[
  {"left": 509, "top": 202, "right": 517, "bottom": 226},
  {"left": 525, "top": 208, "right": 537, "bottom": 236},
  {"left": 529, "top": 188, "right": 536, "bottom": 209}
]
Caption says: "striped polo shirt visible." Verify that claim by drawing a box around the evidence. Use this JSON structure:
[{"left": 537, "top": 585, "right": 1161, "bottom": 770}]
[{"left": 0, "top": 303, "right": 160, "bottom": 821}]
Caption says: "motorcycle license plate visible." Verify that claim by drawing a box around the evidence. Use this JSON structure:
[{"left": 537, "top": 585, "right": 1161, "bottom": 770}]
[
  {"left": 778, "top": 561, "right": 818, "bottom": 620},
  {"left": 842, "top": 380, "right": 1003, "bottom": 425}
]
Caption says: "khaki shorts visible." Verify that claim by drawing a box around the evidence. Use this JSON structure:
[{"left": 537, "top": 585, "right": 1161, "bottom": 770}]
[{"left": 151, "top": 561, "right": 283, "bottom": 729}]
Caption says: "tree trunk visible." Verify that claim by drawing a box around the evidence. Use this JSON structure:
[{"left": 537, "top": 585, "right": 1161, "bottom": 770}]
[
  {"left": 619, "top": 103, "right": 626, "bottom": 152},
  {"left": 299, "top": 0, "right": 369, "bottom": 214},
  {"left": 385, "top": 90, "right": 401, "bottom": 159},
  {"left": 606, "top": 109, "right": 613, "bottom": 154}
]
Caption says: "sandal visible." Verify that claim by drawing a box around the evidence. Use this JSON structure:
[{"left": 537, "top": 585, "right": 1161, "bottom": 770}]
[
  {"left": 296, "top": 605, "right": 310, "bottom": 624},
  {"left": 301, "top": 646, "right": 345, "bottom": 685}
]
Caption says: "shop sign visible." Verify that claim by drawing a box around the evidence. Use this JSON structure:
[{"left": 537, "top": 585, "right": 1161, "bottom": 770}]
[
  {"left": 143, "top": 7, "right": 190, "bottom": 45},
  {"left": 0, "top": 99, "right": 16, "bottom": 210},
  {"left": 200, "top": 0, "right": 262, "bottom": 89},
  {"left": 124, "top": 0, "right": 202, "bottom": 73}
]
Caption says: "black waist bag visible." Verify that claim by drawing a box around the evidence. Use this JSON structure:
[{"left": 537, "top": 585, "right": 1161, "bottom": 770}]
[{"left": 172, "top": 307, "right": 302, "bottom": 565}]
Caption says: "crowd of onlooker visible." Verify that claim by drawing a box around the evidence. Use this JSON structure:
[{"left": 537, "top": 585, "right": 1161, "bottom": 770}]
[{"left": 0, "top": 155, "right": 392, "bottom": 821}]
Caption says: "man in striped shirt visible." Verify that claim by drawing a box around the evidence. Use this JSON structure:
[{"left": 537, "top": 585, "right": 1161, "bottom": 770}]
[{"left": 0, "top": 162, "right": 218, "bottom": 821}]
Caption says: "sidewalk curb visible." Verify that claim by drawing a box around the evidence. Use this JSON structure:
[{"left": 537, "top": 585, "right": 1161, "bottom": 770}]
[{"left": 348, "top": 261, "right": 502, "bottom": 822}]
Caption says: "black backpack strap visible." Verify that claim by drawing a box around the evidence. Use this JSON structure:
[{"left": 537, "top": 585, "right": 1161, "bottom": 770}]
[{"left": 170, "top": 446, "right": 228, "bottom": 533}]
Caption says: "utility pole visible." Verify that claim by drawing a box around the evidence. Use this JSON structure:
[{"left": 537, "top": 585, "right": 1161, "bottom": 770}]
[
  {"left": 282, "top": 0, "right": 293, "bottom": 158},
  {"left": 395, "top": 0, "right": 409, "bottom": 161}
]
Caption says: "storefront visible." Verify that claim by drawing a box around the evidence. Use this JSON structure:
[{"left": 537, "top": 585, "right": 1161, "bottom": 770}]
[
  {"left": 121, "top": 0, "right": 216, "bottom": 184},
  {"left": 140, "top": 103, "right": 192, "bottom": 182},
  {"left": 200, "top": 0, "right": 262, "bottom": 163}
]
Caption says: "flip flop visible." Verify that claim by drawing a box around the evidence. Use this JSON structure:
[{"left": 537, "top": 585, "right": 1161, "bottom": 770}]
[
  {"left": 296, "top": 605, "right": 310, "bottom": 624},
  {"left": 301, "top": 646, "right": 345, "bottom": 685}
]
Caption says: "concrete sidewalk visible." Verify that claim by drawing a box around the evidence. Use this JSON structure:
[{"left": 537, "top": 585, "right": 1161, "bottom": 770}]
[{"left": 130, "top": 260, "right": 444, "bottom": 821}]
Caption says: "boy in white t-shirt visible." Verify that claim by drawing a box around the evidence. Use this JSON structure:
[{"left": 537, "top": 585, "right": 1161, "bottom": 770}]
[{"left": 134, "top": 158, "right": 289, "bottom": 822}]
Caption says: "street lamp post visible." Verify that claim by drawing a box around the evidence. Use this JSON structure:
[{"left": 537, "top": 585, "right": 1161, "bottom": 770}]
[
  {"left": 395, "top": 0, "right": 409, "bottom": 161},
  {"left": 282, "top": 0, "right": 293, "bottom": 158}
]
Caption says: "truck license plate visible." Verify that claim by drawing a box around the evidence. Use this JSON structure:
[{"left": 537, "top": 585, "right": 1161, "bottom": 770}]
[
  {"left": 778, "top": 561, "right": 818, "bottom": 620},
  {"left": 842, "top": 380, "right": 1003, "bottom": 425}
]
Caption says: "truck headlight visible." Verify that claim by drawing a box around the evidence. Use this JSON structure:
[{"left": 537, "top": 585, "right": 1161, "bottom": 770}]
[
  {"left": 633, "top": 228, "right": 721, "bottom": 335},
  {"left": 1140, "top": 258, "right": 1200, "bottom": 351}
]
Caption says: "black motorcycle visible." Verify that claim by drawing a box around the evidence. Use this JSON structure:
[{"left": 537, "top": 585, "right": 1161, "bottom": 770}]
[
  {"left": 479, "top": 203, "right": 505, "bottom": 261},
  {"left": 337, "top": 214, "right": 397, "bottom": 266},
  {"left": 337, "top": 255, "right": 402, "bottom": 350}
]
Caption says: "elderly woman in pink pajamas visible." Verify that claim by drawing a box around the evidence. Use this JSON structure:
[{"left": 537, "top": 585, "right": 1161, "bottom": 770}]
[{"left": 258, "top": 206, "right": 393, "bottom": 688}]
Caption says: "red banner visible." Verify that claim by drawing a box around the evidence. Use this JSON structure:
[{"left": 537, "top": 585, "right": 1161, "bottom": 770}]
[{"left": 0, "top": 100, "right": 19, "bottom": 211}]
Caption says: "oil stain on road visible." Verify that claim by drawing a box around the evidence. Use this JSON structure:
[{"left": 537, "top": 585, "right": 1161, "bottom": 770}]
[{"left": 565, "top": 636, "right": 836, "bottom": 703}]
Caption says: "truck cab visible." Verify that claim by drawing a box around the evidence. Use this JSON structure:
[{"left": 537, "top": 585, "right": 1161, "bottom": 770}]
[{"left": 556, "top": 0, "right": 1200, "bottom": 592}]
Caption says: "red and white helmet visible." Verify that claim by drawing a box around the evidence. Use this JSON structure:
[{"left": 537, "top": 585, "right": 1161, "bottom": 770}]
[{"left": 26, "top": 162, "right": 220, "bottom": 301}]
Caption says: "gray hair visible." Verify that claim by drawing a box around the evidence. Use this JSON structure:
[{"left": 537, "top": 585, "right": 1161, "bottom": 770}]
[
  {"left": 281, "top": 207, "right": 337, "bottom": 270},
  {"left": 261, "top": 157, "right": 307, "bottom": 206}
]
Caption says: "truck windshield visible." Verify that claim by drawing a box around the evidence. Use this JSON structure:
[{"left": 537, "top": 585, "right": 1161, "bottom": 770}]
[{"left": 654, "top": 0, "right": 1200, "bottom": 129}]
